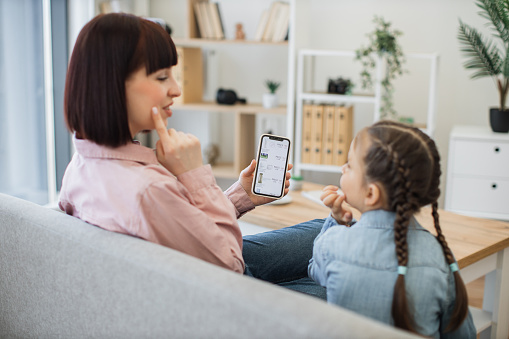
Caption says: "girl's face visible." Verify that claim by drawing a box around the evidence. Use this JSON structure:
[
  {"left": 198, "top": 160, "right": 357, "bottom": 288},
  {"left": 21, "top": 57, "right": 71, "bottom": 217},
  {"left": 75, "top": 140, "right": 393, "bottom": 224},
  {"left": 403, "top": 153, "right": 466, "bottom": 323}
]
[
  {"left": 125, "top": 66, "right": 181, "bottom": 137},
  {"left": 339, "top": 131, "right": 371, "bottom": 212}
]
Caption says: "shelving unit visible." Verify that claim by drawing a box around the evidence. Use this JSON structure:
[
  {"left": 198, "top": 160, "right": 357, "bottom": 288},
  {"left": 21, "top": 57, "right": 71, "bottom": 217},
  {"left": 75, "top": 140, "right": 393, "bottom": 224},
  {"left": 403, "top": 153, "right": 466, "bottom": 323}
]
[
  {"left": 92, "top": 0, "right": 296, "bottom": 179},
  {"left": 293, "top": 49, "right": 382, "bottom": 177},
  {"left": 293, "top": 48, "right": 439, "bottom": 177}
]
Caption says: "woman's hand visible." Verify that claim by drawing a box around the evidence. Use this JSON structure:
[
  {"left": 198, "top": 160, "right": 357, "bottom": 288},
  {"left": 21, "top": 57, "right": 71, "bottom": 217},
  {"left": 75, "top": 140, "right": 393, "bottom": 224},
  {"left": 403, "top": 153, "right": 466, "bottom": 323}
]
[
  {"left": 321, "top": 185, "right": 353, "bottom": 225},
  {"left": 239, "top": 160, "right": 293, "bottom": 206},
  {"left": 151, "top": 107, "right": 203, "bottom": 176}
]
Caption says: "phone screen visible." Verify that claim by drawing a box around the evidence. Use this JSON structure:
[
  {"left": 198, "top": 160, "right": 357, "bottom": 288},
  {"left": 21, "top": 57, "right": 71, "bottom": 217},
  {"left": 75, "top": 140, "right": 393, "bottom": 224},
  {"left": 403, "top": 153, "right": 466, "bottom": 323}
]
[{"left": 252, "top": 134, "right": 291, "bottom": 199}]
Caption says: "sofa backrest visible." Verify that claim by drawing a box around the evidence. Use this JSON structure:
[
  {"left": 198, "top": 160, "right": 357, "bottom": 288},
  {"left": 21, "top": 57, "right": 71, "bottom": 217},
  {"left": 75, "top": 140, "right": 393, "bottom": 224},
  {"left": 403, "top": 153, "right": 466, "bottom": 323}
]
[{"left": 0, "top": 193, "right": 418, "bottom": 338}]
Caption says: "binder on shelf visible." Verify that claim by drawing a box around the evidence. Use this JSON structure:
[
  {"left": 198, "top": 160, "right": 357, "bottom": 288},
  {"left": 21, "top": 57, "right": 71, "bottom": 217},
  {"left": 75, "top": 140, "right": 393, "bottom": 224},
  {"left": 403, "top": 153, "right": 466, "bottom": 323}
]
[
  {"left": 310, "top": 104, "right": 324, "bottom": 164},
  {"left": 301, "top": 104, "right": 314, "bottom": 163},
  {"left": 173, "top": 47, "right": 203, "bottom": 104},
  {"left": 332, "top": 105, "right": 353, "bottom": 166},
  {"left": 322, "top": 105, "right": 335, "bottom": 165}
]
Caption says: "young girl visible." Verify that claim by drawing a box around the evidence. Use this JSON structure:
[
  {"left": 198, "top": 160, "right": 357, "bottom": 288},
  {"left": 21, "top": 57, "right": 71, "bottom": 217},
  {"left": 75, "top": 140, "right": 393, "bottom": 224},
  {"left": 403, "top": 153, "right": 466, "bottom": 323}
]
[
  {"left": 59, "top": 13, "right": 325, "bottom": 298},
  {"left": 308, "top": 121, "right": 476, "bottom": 337}
]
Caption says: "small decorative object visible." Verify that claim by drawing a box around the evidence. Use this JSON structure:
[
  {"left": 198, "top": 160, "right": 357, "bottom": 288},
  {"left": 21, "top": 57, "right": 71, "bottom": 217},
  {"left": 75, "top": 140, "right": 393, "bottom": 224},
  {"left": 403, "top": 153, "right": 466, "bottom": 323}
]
[
  {"left": 263, "top": 80, "right": 280, "bottom": 108},
  {"left": 327, "top": 77, "right": 354, "bottom": 95},
  {"left": 355, "top": 16, "right": 406, "bottom": 120},
  {"left": 216, "top": 88, "right": 247, "bottom": 105},
  {"left": 203, "top": 143, "right": 220, "bottom": 166},
  {"left": 458, "top": 0, "right": 509, "bottom": 133},
  {"left": 235, "top": 23, "right": 245, "bottom": 40}
]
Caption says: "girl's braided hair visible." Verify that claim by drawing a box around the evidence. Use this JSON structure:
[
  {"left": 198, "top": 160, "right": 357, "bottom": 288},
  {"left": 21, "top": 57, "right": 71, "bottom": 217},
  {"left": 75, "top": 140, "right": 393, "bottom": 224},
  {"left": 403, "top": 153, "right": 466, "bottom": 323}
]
[{"left": 363, "top": 120, "right": 468, "bottom": 333}]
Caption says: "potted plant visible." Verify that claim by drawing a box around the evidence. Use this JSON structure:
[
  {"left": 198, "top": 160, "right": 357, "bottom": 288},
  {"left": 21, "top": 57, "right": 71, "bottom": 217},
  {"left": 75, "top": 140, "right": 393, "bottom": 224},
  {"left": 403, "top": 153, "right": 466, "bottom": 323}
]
[
  {"left": 355, "top": 16, "right": 406, "bottom": 120},
  {"left": 458, "top": 0, "right": 509, "bottom": 133},
  {"left": 263, "top": 80, "right": 281, "bottom": 109}
]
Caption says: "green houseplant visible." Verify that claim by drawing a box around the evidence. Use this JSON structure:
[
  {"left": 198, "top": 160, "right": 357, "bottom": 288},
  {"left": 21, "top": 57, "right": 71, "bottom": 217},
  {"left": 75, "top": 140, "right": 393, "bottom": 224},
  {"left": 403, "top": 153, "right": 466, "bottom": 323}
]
[
  {"left": 458, "top": 0, "right": 509, "bottom": 132},
  {"left": 263, "top": 80, "right": 281, "bottom": 109},
  {"left": 355, "top": 16, "right": 406, "bottom": 120}
]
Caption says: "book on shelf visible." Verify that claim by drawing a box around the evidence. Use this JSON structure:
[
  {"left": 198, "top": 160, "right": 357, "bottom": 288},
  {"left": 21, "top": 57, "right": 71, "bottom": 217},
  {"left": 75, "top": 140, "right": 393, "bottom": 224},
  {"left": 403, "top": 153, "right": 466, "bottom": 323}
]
[
  {"left": 261, "top": 2, "right": 290, "bottom": 42},
  {"left": 194, "top": 2, "right": 214, "bottom": 39},
  {"left": 332, "top": 105, "right": 353, "bottom": 166},
  {"left": 193, "top": 2, "right": 208, "bottom": 38},
  {"left": 271, "top": 2, "right": 290, "bottom": 42},
  {"left": 301, "top": 104, "right": 314, "bottom": 163},
  {"left": 254, "top": 9, "right": 269, "bottom": 41},
  {"left": 310, "top": 104, "right": 324, "bottom": 164},
  {"left": 208, "top": 2, "right": 225, "bottom": 39},
  {"left": 322, "top": 105, "right": 335, "bottom": 165}
]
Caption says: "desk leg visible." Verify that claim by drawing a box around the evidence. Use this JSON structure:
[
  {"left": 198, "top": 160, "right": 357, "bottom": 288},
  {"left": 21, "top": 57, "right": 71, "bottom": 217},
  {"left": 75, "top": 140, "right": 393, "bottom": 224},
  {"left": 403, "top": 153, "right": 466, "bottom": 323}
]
[{"left": 484, "top": 248, "right": 509, "bottom": 339}]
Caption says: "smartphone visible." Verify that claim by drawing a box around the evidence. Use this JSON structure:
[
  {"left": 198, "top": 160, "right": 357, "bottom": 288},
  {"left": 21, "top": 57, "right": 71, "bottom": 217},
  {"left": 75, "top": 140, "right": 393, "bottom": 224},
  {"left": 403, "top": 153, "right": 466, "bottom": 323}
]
[{"left": 252, "top": 134, "right": 291, "bottom": 199}]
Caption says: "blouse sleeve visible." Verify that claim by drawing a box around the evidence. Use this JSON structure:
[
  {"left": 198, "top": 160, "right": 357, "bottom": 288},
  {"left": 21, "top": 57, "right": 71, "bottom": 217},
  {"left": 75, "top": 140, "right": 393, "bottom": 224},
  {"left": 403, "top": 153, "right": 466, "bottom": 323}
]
[{"left": 137, "top": 165, "right": 245, "bottom": 273}]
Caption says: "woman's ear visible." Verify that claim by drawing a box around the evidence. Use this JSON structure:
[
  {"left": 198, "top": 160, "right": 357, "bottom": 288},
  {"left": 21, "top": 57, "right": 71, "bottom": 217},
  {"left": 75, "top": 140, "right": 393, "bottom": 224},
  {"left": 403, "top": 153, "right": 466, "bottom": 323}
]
[{"left": 364, "top": 182, "right": 386, "bottom": 209}]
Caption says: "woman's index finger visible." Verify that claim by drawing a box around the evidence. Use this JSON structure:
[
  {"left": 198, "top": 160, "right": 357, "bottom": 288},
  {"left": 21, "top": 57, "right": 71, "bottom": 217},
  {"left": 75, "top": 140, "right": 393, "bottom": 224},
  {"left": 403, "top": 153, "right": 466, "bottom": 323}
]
[{"left": 151, "top": 107, "right": 171, "bottom": 143}]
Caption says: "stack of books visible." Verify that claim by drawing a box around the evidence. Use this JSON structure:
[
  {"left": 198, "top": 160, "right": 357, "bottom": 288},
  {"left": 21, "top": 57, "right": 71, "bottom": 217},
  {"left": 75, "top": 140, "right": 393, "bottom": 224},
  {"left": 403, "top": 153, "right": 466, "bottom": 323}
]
[
  {"left": 194, "top": 1, "right": 225, "bottom": 40},
  {"left": 301, "top": 104, "right": 354, "bottom": 166},
  {"left": 254, "top": 2, "right": 290, "bottom": 42}
]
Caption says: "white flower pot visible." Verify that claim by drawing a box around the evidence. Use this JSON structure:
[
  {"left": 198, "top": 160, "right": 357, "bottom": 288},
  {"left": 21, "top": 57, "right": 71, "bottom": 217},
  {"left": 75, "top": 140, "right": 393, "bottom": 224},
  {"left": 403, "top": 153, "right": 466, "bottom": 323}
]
[{"left": 262, "top": 93, "right": 279, "bottom": 108}]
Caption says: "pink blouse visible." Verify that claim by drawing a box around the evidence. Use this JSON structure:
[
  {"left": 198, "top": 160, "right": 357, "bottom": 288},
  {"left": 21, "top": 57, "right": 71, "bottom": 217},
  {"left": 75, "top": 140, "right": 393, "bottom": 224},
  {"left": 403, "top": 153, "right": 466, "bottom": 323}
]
[{"left": 59, "top": 138, "right": 255, "bottom": 273}]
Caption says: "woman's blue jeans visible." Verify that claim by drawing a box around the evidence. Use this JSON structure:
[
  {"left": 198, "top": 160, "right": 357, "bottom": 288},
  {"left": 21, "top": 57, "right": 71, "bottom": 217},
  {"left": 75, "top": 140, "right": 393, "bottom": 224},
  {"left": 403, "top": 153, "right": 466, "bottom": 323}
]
[{"left": 242, "top": 218, "right": 326, "bottom": 300}]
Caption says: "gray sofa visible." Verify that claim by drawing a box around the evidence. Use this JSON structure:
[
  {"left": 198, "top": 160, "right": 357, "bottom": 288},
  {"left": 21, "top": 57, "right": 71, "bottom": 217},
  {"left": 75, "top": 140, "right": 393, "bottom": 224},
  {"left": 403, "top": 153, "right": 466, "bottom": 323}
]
[{"left": 0, "top": 193, "right": 418, "bottom": 338}]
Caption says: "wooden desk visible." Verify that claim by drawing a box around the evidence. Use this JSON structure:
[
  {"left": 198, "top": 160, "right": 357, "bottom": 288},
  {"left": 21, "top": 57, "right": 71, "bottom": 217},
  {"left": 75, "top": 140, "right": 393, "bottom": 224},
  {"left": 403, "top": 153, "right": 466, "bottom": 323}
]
[{"left": 240, "top": 182, "right": 509, "bottom": 339}]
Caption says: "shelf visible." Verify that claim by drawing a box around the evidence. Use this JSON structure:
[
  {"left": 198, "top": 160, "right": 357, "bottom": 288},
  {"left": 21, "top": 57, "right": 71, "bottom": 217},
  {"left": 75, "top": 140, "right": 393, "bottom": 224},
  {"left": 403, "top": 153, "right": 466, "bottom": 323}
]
[
  {"left": 299, "top": 163, "right": 344, "bottom": 173},
  {"left": 173, "top": 38, "right": 288, "bottom": 47},
  {"left": 300, "top": 92, "right": 377, "bottom": 104},
  {"left": 173, "top": 102, "right": 287, "bottom": 115}
]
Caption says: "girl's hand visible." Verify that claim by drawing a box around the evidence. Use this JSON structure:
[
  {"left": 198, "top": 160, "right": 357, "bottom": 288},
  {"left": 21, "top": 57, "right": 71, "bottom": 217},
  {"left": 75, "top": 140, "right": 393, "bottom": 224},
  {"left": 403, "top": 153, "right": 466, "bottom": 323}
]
[
  {"left": 320, "top": 185, "right": 353, "bottom": 225},
  {"left": 151, "top": 107, "right": 203, "bottom": 176},
  {"left": 239, "top": 160, "right": 293, "bottom": 206}
]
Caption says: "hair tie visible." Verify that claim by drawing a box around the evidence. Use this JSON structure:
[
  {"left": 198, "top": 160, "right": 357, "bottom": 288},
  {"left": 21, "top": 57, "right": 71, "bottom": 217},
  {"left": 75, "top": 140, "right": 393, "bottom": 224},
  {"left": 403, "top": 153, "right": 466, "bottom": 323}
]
[
  {"left": 397, "top": 266, "right": 407, "bottom": 275},
  {"left": 450, "top": 263, "right": 459, "bottom": 273}
]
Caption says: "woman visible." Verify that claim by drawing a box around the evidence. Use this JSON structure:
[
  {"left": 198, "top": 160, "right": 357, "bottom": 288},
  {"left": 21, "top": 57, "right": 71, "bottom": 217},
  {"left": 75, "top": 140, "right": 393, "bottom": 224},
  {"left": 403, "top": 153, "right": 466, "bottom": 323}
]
[{"left": 59, "top": 12, "right": 325, "bottom": 298}]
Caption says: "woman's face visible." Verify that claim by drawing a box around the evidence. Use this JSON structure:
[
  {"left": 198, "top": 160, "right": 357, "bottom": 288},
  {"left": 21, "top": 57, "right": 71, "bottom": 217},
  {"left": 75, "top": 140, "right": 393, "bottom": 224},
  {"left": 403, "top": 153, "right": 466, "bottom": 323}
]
[{"left": 125, "top": 66, "right": 181, "bottom": 137}]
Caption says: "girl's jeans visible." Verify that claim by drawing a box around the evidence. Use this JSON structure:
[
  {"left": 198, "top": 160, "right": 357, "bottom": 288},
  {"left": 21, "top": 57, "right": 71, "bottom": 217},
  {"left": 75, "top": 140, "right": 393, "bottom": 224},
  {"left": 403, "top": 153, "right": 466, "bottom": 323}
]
[{"left": 242, "top": 218, "right": 326, "bottom": 300}]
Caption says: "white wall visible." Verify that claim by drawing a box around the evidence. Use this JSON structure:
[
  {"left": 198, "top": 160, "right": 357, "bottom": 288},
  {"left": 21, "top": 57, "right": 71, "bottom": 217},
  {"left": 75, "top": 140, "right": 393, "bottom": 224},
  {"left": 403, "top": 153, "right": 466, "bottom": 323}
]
[{"left": 294, "top": 0, "right": 497, "bottom": 207}]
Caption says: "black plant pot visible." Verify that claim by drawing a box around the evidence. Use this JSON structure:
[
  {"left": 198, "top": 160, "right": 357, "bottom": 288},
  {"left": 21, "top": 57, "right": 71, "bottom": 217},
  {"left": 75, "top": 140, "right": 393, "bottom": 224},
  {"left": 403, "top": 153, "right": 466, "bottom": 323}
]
[{"left": 490, "top": 108, "right": 509, "bottom": 133}]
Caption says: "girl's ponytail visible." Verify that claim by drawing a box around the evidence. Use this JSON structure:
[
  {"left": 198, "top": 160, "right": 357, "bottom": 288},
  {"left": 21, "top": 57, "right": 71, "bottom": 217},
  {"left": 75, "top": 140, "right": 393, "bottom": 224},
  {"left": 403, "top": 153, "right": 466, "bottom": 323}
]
[{"left": 431, "top": 202, "right": 469, "bottom": 331}]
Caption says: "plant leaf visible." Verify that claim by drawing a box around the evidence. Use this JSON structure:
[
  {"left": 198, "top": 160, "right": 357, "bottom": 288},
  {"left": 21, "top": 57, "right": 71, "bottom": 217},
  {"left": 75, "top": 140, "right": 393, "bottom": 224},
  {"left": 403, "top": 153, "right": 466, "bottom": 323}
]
[
  {"left": 458, "top": 19, "right": 502, "bottom": 78},
  {"left": 476, "top": 0, "right": 509, "bottom": 44}
]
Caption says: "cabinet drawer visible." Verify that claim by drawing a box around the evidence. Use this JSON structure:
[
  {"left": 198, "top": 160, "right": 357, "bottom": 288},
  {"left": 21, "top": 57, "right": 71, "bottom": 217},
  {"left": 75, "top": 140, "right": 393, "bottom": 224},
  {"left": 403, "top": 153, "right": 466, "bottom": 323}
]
[
  {"left": 451, "top": 139, "right": 509, "bottom": 178},
  {"left": 448, "top": 176, "right": 509, "bottom": 215}
]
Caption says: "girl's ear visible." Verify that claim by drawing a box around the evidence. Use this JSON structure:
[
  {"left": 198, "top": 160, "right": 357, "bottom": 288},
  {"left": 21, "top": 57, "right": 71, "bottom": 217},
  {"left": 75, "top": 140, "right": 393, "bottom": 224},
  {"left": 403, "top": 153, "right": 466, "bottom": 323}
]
[{"left": 364, "top": 182, "right": 385, "bottom": 209}]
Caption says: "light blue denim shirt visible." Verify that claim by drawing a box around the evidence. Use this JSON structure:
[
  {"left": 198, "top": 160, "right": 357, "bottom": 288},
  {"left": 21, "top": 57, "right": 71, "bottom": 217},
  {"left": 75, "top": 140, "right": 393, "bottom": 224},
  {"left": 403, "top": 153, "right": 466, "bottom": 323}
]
[{"left": 308, "top": 209, "right": 475, "bottom": 338}]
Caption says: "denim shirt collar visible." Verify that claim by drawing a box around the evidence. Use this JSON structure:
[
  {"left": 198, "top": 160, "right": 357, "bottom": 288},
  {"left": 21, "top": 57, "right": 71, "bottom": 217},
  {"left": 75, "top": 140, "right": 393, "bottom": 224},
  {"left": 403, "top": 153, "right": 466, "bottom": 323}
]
[{"left": 356, "top": 209, "right": 425, "bottom": 231}]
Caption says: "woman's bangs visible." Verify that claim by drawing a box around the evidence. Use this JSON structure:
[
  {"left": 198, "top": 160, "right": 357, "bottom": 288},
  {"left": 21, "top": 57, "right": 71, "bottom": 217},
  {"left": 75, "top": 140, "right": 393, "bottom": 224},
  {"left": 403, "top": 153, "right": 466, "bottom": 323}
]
[{"left": 142, "top": 21, "right": 177, "bottom": 74}]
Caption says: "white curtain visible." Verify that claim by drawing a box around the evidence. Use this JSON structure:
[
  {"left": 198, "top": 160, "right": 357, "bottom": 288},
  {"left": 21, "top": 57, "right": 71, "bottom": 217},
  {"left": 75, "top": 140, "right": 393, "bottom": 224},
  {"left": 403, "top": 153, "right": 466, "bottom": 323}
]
[{"left": 0, "top": 0, "right": 48, "bottom": 204}]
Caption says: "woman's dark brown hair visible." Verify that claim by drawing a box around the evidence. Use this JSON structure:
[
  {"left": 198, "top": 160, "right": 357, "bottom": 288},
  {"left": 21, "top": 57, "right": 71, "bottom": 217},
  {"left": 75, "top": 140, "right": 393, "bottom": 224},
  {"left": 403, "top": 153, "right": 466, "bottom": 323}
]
[
  {"left": 64, "top": 13, "right": 178, "bottom": 147},
  {"left": 363, "top": 120, "right": 468, "bottom": 333}
]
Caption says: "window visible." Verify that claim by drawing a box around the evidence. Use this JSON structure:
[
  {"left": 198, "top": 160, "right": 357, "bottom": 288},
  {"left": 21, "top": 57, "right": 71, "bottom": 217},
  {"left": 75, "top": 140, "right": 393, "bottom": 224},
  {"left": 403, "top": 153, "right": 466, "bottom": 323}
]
[{"left": 0, "top": 0, "right": 69, "bottom": 205}]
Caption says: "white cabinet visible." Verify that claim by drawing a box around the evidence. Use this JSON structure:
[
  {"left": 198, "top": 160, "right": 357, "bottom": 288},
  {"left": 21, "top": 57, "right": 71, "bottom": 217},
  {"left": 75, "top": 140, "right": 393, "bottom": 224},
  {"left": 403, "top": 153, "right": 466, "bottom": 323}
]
[{"left": 445, "top": 125, "right": 509, "bottom": 221}]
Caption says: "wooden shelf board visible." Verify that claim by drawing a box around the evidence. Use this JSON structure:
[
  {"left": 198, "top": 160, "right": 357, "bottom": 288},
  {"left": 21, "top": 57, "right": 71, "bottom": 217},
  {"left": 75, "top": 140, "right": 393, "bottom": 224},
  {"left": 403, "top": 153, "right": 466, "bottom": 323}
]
[
  {"left": 173, "top": 38, "right": 288, "bottom": 47},
  {"left": 301, "top": 92, "right": 376, "bottom": 104},
  {"left": 173, "top": 102, "right": 287, "bottom": 115}
]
